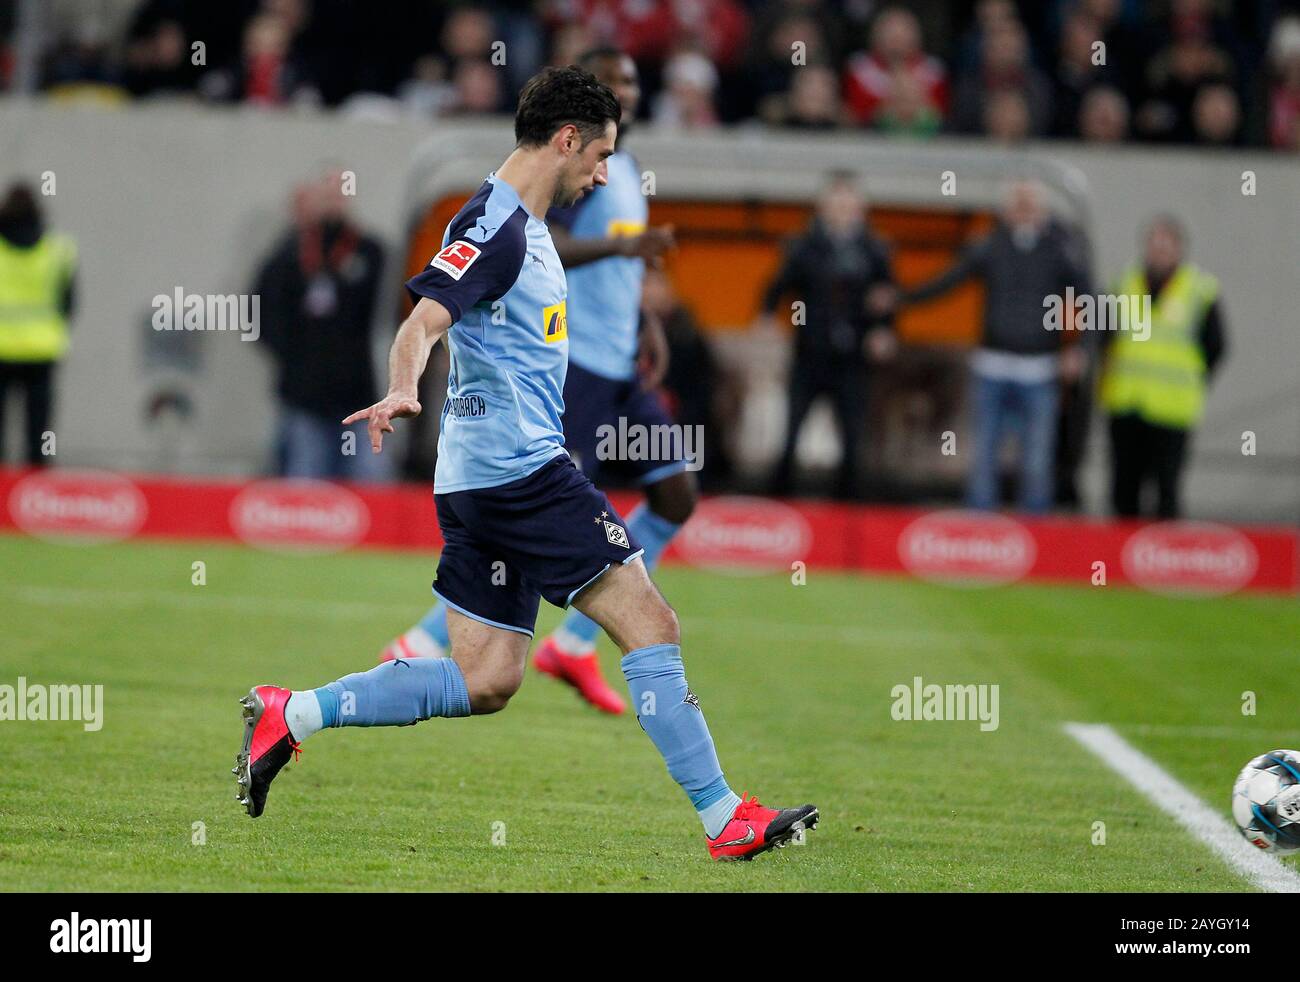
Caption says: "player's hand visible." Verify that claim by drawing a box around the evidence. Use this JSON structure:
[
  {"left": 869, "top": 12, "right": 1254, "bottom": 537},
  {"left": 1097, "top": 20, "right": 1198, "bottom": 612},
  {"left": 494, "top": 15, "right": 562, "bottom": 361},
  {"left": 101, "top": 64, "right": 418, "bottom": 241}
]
[
  {"left": 622, "top": 225, "right": 675, "bottom": 265},
  {"left": 638, "top": 309, "right": 670, "bottom": 390},
  {"left": 342, "top": 392, "right": 422, "bottom": 454}
]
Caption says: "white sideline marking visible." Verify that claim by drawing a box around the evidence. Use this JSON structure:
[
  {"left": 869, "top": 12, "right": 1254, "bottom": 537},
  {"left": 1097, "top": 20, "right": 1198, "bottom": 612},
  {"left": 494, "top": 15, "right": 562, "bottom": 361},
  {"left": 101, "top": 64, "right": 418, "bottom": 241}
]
[{"left": 1064, "top": 722, "right": 1300, "bottom": 894}]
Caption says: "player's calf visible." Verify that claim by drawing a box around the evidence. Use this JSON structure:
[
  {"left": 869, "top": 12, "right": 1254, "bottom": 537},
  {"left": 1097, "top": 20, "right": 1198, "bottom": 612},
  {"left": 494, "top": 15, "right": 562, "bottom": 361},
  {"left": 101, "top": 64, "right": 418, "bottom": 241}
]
[{"left": 574, "top": 557, "right": 819, "bottom": 859}]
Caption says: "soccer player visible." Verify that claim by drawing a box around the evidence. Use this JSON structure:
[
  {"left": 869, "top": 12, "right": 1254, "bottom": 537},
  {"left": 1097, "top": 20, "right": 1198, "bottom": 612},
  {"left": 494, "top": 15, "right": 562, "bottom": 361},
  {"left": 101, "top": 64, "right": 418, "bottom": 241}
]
[
  {"left": 379, "top": 48, "right": 689, "bottom": 717},
  {"left": 234, "top": 66, "right": 818, "bottom": 861}
]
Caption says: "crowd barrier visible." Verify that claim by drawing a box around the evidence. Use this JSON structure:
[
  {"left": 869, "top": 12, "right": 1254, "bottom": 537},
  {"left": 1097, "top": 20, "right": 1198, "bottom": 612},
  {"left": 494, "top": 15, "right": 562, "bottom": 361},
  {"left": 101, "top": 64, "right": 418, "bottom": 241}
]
[{"left": 2, "top": 467, "right": 1294, "bottom": 596}]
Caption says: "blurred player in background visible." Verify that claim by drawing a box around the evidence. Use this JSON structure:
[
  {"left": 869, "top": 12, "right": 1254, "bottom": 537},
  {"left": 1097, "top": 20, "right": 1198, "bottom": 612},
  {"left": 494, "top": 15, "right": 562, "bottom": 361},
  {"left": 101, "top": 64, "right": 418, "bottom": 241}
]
[
  {"left": 235, "top": 66, "right": 817, "bottom": 861},
  {"left": 0, "top": 183, "right": 76, "bottom": 467},
  {"left": 381, "top": 48, "right": 691, "bottom": 716}
]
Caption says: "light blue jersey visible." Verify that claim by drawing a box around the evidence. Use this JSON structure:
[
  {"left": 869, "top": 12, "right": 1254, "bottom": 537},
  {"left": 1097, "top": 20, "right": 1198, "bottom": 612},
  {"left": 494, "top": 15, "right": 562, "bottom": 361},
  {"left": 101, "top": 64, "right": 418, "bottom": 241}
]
[
  {"left": 406, "top": 174, "right": 569, "bottom": 494},
  {"left": 547, "top": 150, "right": 647, "bottom": 381}
]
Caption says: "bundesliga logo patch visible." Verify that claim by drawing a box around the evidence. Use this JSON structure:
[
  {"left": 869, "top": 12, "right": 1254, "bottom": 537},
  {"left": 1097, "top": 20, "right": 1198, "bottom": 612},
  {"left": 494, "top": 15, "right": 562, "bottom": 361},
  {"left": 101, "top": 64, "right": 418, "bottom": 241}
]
[{"left": 430, "top": 240, "right": 481, "bottom": 280}]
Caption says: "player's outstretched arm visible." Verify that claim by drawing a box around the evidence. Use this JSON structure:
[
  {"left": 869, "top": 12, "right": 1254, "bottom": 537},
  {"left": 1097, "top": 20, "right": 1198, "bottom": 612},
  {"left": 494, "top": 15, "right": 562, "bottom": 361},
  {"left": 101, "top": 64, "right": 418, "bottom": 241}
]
[
  {"left": 552, "top": 224, "right": 675, "bottom": 269},
  {"left": 342, "top": 297, "right": 452, "bottom": 454}
]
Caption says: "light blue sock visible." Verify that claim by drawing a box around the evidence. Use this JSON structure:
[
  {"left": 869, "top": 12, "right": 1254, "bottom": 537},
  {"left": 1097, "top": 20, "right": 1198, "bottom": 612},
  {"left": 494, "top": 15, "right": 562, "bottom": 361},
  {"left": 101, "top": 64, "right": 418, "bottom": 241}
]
[
  {"left": 698, "top": 791, "right": 744, "bottom": 839},
  {"left": 558, "top": 504, "right": 681, "bottom": 647},
  {"left": 621, "top": 643, "right": 739, "bottom": 836},
  {"left": 419, "top": 601, "right": 451, "bottom": 649},
  {"left": 312, "top": 657, "right": 470, "bottom": 728}
]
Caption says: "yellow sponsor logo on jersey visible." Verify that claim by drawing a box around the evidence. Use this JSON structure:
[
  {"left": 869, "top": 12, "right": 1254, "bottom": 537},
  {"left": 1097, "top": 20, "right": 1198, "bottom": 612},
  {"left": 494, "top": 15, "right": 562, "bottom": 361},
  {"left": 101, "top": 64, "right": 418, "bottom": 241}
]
[
  {"left": 543, "top": 300, "right": 568, "bottom": 343},
  {"left": 606, "top": 220, "right": 646, "bottom": 238}
]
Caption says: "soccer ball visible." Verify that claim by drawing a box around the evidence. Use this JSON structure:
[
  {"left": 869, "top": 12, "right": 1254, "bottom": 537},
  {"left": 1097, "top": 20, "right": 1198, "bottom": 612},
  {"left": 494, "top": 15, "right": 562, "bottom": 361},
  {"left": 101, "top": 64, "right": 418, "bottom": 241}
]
[{"left": 1231, "top": 750, "right": 1300, "bottom": 854}]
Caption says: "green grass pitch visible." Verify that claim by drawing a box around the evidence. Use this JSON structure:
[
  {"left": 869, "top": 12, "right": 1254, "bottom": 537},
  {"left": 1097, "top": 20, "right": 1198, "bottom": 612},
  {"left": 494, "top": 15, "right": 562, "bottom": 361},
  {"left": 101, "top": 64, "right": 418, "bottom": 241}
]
[{"left": 2, "top": 533, "right": 1297, "bottom": 892}]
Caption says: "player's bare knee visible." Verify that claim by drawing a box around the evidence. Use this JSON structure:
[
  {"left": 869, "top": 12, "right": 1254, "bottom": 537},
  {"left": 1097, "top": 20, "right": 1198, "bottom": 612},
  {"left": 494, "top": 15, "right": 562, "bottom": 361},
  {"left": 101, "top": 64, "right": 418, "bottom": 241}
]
[
  {"left": 638, "top": 597, "right": 679, "bottom": 648},
  {"left": 468, "top": 668, "right": 523, "bottom": 714},
  {"left": 658, "top": 603, "right": 680, "bottom": 645}
]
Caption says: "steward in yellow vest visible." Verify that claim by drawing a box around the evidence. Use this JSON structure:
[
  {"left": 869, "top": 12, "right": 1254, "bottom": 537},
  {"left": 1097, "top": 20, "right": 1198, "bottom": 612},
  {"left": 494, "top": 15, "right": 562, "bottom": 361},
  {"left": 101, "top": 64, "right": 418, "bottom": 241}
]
[
  {"left": 1101, "top": 216, "right": 1226, "bottom": 518},
  {"left": 0, "top": 184, "right": 77, "bottom": 465}
]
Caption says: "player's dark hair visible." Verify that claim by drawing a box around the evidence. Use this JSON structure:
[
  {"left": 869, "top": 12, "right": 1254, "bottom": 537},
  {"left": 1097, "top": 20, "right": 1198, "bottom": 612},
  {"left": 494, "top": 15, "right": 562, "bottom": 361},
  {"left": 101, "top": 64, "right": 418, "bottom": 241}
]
[{"left": 514, "top": 66, "right": 620, "bottom": 148}]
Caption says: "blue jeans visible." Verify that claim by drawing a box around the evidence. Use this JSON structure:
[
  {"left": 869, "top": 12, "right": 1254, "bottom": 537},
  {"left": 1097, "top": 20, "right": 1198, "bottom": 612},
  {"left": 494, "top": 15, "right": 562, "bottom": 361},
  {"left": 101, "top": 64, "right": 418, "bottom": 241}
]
[
  {"left": 277, "top": 405, "right": 388, "bottom": 482},
  {"left": 965, "top": 373, "right": 1058, "bottom": 514}
]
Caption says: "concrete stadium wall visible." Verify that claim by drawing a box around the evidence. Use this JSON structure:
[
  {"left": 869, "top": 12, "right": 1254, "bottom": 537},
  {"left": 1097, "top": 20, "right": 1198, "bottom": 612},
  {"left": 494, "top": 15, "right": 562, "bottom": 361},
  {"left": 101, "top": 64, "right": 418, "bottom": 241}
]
[{"left": 1, "top": 100, "right": 1296, "bottom": 521}]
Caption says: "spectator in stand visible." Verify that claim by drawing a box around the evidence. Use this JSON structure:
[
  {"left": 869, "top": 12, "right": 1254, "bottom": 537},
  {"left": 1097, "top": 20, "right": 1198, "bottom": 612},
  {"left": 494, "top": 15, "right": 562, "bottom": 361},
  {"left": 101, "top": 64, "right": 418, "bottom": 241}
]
[
  {"left": 843, "top": 6, "right": 947, "bottom": 129},
  {"left": 253, "top": 170, "right": 386, "bottom": 481},
  {"left": 0, "top": 184, "right": 77, "bottom": 467},
  {"left": 550, "top": 22, "right": 598, "bottom": 70},
  {"left": 1135, "top": 3, "right": 1235, "bottom": 143},
  {"left": 984, "top": 88, "right": 1033, "bottom": 142},
  {"left": 758, "top": 172, "right": 897, "bottom": 500},
  {"left": 243, "top": 13, "right": 309, "bottom": 105},
  {"left": 1100, "top": 215, "right": 1227, "bottom": 518},
  {"left": 122, "top": 17, "right": 195, "bottom": 97},
  {"left": 1051, "top": 9, "right": 1118, "bottom": 137},
  {"left": 397, "top": 55, "right": 456, "bottom": 117},
  {"left": 539, "top": 0, "right": 676, "bottom": 64},
  {"left": 670, "top": 0, "right": 751, "bottom": 74},
  {"left": 745, "top": 7, "right": 835, "bottom": 120},
  {"left": 1192, "top": 82, "right": 1242, "bottom": 145},
  {"left": 1268, "top": 17, "right": 1300, "bottom": 149},
  {"left": 950, "top": 17, "right": 1053, "bottom": 137},
  {"left": 444, "top": 58, "right": 505, "bottom": 115},
  {"left": 954, "top": 0, "right": 1019, "bottom": 74},
  {"left": 873, "top": 65, "right": 943, "bottom": 137},
  {"left": 1078, "top": 85, "right": 1130, "bottom": 142},
  {"left": 903, "top": 180, "right": 1090, "bottom": 515},
  {"left": 652, "top": 49, "right": 720, "bottom": 129},
  {"left": 202, "top": 9, "right": 316, "bottom": 106},
  {"left": 762, "top": 63, "right": 845, "bottom": 129},
  {"left": 43, "top": 17, "right": 124, "bottom": 94},
  {"left": 1074, "top": 0, "right": 1143, "bottom": 97}
]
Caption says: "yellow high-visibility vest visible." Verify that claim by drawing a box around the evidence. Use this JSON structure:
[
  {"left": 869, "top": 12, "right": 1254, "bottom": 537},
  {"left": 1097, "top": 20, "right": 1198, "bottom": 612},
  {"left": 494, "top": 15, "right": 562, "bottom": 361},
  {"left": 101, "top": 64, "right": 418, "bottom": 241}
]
[
  {"left": 0, "top": 234, "right": 77, "bottom": 362},
  {"left": 1100, "top": 263, "right": 1218, "bottom": 429}
]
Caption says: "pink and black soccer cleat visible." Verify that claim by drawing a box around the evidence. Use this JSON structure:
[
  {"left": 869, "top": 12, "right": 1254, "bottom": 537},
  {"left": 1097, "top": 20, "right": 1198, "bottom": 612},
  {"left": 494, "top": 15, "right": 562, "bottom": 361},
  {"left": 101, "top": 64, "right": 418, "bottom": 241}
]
[
  {"left": 233, "top": 685, "right": 301, "bottom": 818},
  {"left": 533, "top": 636, "right": 626, "bottom": 714},
  {"left": 706, "top": 792, "right": 819, "bottom": 861}
]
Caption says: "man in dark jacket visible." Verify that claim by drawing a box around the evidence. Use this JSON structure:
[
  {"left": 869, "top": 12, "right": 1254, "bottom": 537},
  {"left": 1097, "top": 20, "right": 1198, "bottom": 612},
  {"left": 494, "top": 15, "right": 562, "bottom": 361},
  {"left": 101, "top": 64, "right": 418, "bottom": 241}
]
[
  {"left": 905, "top": 179, "right": 1090, "bottom": 513},
  {"left": 254, "top": 170, "right": 386, "bottom": 480},
  {"left": 759, "top": 171, "right": 897, "bottom": 499}
]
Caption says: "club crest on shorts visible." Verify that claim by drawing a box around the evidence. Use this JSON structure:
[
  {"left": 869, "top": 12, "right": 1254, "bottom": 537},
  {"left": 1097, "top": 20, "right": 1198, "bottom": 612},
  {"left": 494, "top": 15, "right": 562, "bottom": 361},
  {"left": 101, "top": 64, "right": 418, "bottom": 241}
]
[
  {"left": 602, "top": 519, "right": 629, "bottom": 548},
  {"left": 684, "top": 689, "right": 701, "bottom": 710}
]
